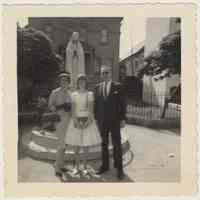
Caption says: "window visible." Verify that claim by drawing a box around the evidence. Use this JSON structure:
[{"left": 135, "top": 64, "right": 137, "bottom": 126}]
[
  {"left": 100, "top": 29, "right": 108, "bottom": 44},
  {"left": 44, "top": 25, "right": 52, "bottom": 33},
  {"left": 79, "top": 28, "right": 87, "bottom": 42},
  {"left": 135, "top": 59, "right": 139, "bottom": 69},
  {"left": 94, "top": 57, "right": 101, "bottom": 74}
]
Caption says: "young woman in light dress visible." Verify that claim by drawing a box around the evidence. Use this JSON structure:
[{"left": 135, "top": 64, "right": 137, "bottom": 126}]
[{"left": 65, "top": 74, "right": 101, "bottom": 175}]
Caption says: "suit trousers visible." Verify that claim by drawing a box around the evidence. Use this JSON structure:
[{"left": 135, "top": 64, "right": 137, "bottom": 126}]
[{"left": 98, "top": 119, "right": 123, "bottom": 171}]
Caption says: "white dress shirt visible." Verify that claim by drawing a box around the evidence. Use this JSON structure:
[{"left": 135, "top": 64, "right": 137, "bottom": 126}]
[{"left": 103, "top": 80, "right": 111, "bottom": 97}]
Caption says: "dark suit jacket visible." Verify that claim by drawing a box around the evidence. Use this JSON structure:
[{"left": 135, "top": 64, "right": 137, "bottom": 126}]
[{"left": 94, "top": 81, "right": 126, "bottom": 121}]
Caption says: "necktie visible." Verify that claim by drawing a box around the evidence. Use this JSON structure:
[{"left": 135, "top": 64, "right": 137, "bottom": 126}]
[{"left": 104, "top": 82, "right": 107, "bottom": 98}]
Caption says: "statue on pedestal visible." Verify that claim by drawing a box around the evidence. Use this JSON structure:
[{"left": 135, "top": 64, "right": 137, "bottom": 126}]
[{"left": 65, "top": 32, "right": 85, "bottom": 88}]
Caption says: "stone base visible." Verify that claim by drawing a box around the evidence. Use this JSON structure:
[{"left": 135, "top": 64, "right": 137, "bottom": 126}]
[{"left": 21, "top": 129, "right": 130, "bottom": 161}]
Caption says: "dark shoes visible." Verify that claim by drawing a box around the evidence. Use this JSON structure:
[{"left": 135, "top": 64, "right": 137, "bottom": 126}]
[
  {"left": 97, "top": 166, "right": 125, "bottom": 180},
  {"left": 55, "top": 171, "right": 68, "bottom": 182},
  {"left": 55, "top": 171, "right": 62, "bottom": 177},
  {"left": 117, "top": 170, "right": 125, "bottom": 180},
  {"left": 55, "top": 167, "right": 68, "bottom": 177},
  {"left": 96, "top": 167, "right": 109, "bottom": 175},
  {"left": 114, "top": 163, "right": 124, "bottom": 180},
  {"left": 60, "top": 167, "right": 68, "bottom": 173}
]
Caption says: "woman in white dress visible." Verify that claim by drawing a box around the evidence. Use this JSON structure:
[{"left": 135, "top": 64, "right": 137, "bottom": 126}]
[{"left": 65, "top": 74, "right": 101, "bottom": 175}]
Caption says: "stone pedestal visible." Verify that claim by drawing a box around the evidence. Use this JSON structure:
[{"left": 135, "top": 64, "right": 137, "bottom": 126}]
[{"left": 21, "top": 129, "right": 130, "bottom": 161}]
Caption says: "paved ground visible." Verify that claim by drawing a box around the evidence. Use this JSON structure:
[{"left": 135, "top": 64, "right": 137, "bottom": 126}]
[{"left": 18, "top": 125, "right": 180, "bottom": 182}]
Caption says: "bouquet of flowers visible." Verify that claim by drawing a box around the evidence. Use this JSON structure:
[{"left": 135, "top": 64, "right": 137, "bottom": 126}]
[{"left": 74, "top": 116, "right": 93, "bottom": 130}]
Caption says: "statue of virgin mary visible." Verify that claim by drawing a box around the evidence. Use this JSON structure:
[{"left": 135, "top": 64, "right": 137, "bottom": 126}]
[{"left": 65, "top": 32, "right": 85, "bottom": 88}]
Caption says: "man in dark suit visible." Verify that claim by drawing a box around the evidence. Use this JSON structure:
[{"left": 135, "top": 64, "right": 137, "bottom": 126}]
[{"left": 94, "top": 65, "right": 126, "bottom": 180}]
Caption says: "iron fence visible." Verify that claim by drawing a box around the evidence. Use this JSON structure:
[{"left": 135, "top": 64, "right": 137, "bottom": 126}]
[{"left": 126, "top": 91, "right": 181, "bottom": 121}]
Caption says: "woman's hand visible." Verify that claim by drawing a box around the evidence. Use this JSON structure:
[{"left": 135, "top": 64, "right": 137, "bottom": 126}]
[
  {"left": 50, "top": 106, "right": 56, "bottom": 113},
  {"left": 82, "top": 116, "right": 93, "bottom": 129}
]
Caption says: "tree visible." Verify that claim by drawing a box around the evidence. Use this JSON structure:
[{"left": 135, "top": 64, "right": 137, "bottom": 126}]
[
  {"left": 17, "top": 26, "right": 60, "bottom": 111},
  {"left": 139, "top": 31, "right": 181, "bottom": 79},
  {"left": 159, "top": 30, "right": 181, "bottom": 74}
]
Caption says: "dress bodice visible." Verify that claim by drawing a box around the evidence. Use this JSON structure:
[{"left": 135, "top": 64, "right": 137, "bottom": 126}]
[
  {"left": 72, "top": 91, "right": 94, "bottom": 117},
  {"left": 49, "top": 87, "right": 71, "bottom": 107}
]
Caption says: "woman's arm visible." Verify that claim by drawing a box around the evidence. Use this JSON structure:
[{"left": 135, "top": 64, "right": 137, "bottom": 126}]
[
  {"left": 93, "top": 85, "right": 99, "bottom": 120},
  {"left": 71, "top": 93, "right": 79, "bottom": 128},
  {"left": 88, "top": 92, "right": 95, "bottom": 121},
  {"left": 48, "top": 91, "right": 56, "bottom": 112},
  {"left": 88, "top": 101, "right": 94, "bottom": 119},
  {"left": 71, "top": 101, "right": 76, "bottom": 119}
]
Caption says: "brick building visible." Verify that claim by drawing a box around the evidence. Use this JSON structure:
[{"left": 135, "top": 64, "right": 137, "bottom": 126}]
[{"left": 28, "top": 17, "right": 123, "bottom": 81}]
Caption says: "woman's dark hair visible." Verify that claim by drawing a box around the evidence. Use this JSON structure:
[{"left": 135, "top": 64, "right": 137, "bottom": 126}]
[
  {"left": 58, "top": 71, "right": 71, "bottom": 84},
  {"left": 76, "top": 74, "right": 88, "bottom": 90}
]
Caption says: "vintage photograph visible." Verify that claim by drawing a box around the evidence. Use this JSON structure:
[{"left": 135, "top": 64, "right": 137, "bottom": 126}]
[
  {"left": 3, "top": 3, "right": 198, "bottom": 197},
  {"left": 17, "top": 16, "right": 181, "bottom": 183}
]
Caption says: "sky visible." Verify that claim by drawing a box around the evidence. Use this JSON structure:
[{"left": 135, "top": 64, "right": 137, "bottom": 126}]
[
  {"left": 18, "top": 17, "right": 146, "bottom": 60},
  {"left": 119, "top": 17, "right": 146, "bottom": 59}
]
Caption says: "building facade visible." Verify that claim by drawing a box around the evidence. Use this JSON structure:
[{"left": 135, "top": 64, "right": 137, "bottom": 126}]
[
  {"left": 119, "top": 41, "right": 144, "bottom": 77},
  {"left": 28, "top": 17, "right": 123, "bottom": 81},
  {"left": 118, "top": 42, "right": 144, "bottom": 101}
]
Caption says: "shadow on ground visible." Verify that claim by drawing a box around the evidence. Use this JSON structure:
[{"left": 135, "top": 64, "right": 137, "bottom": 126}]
[
  {"left": 53, "top": 158, "right": 134, "bottom": 182},
  {"left": 18, "top": 146, "right": 134, "bottom": 182},
  {"left": 59, "top": 168, "right": 134, "bottom": 183},
  {"left": 18, "top": 142, "right": 134, "bottom": 182}
]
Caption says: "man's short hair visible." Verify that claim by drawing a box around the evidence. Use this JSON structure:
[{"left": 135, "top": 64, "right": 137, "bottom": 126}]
[{"left": 100, "top": 65, "right": 112, "bottom": 73}]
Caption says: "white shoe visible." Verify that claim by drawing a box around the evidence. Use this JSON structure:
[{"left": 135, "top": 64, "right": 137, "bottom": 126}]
[
  {"left": 82, "top": 169, "right": 89, "bottom": 176},
  {"left": 71, "top": 168, "right": 81, "bottom": 178},
  {"left": 61, "top": 173, "right": 68, "bottom": 182}
]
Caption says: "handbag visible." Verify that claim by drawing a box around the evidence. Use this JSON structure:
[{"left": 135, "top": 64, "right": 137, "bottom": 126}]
[{"left": 55, "top": 102, "right": 71, "bottom": 112}]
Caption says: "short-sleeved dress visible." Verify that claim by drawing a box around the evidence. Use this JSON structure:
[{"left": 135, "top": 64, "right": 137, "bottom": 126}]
[
  {"left": 65, "top": 91, "right": 101, "bottom": 147},
  {"left": 48, "top": 87, "right": 72, "bottom": 149}
]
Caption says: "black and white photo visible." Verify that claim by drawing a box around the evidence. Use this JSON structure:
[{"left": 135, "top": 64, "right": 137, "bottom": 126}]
[{"left": 2, "top": 3, "right": 198, "bottom": 197}]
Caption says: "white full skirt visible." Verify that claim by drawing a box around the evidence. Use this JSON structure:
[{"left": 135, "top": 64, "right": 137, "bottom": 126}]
[{"left": 65, "top": 119, "right": 101, "bottom": 147}]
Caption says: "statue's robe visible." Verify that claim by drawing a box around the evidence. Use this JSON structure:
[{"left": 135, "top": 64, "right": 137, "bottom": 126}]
[{"left": 65, "top": 40, "right": 85, "bottom": 89}]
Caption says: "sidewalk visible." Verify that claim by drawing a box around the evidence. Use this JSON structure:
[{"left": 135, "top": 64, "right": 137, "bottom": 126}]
[
  {"left": 18, "top": 125, "right": 180, "bottom": 182},
  {"left": 126, "top": 114, "right": 180, "bottom": 129}
]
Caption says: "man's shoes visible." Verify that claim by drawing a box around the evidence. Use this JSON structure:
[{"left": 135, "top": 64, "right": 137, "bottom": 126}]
[
  {"left": 55, "top": 171, "right": 68, "bottom": 182},
  {"left": 60, "top": 167, "right": 68, "bottom": 173},
  {"left": 117, "top": 171, "right": 125, "bottom": 180},
  {"left": 55, "top": 171, "right": 62, "bottom": 177},
  {"left": 96, "top": 167, "right": 109, "bottom": 175}
]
